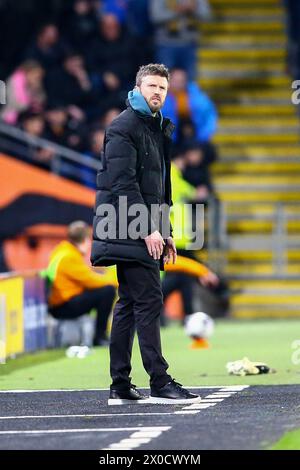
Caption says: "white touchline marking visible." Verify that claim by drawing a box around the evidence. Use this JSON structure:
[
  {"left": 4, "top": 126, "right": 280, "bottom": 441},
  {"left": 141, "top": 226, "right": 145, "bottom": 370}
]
[
  {"left": 130, "top": 431, "right": 162, "bottom": 438},
  {"left": 208, "top": 393, "right": 235, "bottom": 397},
  {"left": 183, "top": 403, "right": 217, "bottom": 410},
  {"left": 0, "top": 426, "right": 170, "bottom": 436},
  {"left": 0, "top": 412, "right": 176, "bottom": 420},
  {"left": 205, "top": 394, "right": 228, "bottom": 399},
  {"left": 219, "top": 386, "right": 249, "bottom": 391},
  {"left": 102, "top": 426, "right": 170, "bottom": 451},
  {"left": 180, "top": 386, "right": 249, "bottom": 413},
  {"left": 200, "top": 399, "right": 224, "bottom": 402}
]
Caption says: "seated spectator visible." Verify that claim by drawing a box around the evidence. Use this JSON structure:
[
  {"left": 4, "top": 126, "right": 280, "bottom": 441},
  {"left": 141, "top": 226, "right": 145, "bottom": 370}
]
[
  {"left": 64, "top": 0, "right": 99, "bottom": 53},
  {"left": 45, "top": 52, "right": 102, "bottom": 119},
  {"left": 1, "top": 61, "right": 46, "bottom": 125},
  {"left": 150, "top": 0, "right": 211, "bottom": 80},
  {"left": 182, "top": 142, "right": 214, "bottom": 203},
  {"left": 163, "top": 68, "right": 218, "bottom": 145},
  {"left": 44, "top": 104, "right": 87, "bottom": 152},
  {"left": 100, "top": 107, "right": 121, "bottom": 128},
  {"left": 24, "top": 23, "right": 67, "bottom": 71},
  {"left": 85, "top": 125, "right": 105, "bottom": 159},
  {"left": 45, "top": 221, "right": 117, "bottom": 346},
  {"left": 18, "top": 110, "right": 55, "bottom": 168}
]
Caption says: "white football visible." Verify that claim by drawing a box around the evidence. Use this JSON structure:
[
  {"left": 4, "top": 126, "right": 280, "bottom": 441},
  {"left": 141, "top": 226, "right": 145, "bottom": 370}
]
[{"left": 184, "top": 312, "right": 214, "bottom": 339}]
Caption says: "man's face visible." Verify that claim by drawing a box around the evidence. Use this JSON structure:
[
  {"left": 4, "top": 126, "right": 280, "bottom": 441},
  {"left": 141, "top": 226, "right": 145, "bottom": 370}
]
[{"left": 137, "top": 75, "right": 169, "bottom": 113}]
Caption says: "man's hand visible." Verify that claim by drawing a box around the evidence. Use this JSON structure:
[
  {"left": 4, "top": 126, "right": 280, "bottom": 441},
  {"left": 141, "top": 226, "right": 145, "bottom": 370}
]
[
  {"left": 145, "top": 230, "right": 165, "bottom": 260},
  {"left": 163, "top": 236, "right": 177, "bottom": 265},
  {"left": 199, "top": 270, "right": 219, "bottom": 288}
]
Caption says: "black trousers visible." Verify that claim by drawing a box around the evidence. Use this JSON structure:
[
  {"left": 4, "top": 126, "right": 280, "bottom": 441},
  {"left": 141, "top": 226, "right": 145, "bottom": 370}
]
[
  {"left": 49, "top": 286, "right": 116, "bottom": 344},
  {"left": 110, "top": 261, "right": 172, "bottom": 391}
]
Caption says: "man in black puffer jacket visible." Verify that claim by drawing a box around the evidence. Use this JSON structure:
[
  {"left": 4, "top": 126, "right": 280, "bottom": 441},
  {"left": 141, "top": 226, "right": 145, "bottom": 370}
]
[{"left": 91, "top": 63, "right": 201, "bottom": 405}]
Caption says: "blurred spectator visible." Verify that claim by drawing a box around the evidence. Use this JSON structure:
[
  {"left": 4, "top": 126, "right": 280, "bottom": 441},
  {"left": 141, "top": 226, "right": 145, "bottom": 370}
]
[
  {"left": 64, "top": 0, "right": 99, "bottom": 53},
  {"left": 45, "top": 52, "right": 101, "bottom": 119},
  {"left": 182, "top": 142, "right": 214, "bottom": 203},
  {"left": 101, "top": 107, "right": 121, "bottom": 128},
  {"left": 46, "top": 221, "right": 117, "bottom": 346},
  {"left": 44, "top": 105, "right": 87, "bottom": 152},
  {"left": 1, "top": 61, "right": 46, "bottom": 125},
  {"left": 99, "top": 0, "right": 129, "bottom": 23},
  {"left": 87, "top": 13, "right": 136, "bottom": 102},
  {"left": 126, "top": 0, "right": 154, "bottom": 65},
  {"left": 163, "top": 68, "right": 218, "bottom": 145},
  {"left": 18, "top": 110, "right": 55, "bottom": 168},
  {"left": 284, "top": 0, "right": 300, "bottom": 79},
  {"left": 75, "top": 125, "right": 105, "bottom": 188},
  {"left": 85, "top": 125, "right": 105, "bottom": 158},
  {"left": 150, "top": 0, "right": 211, "bottom": 80},
  {"left": 24, "top": 23, "right": 67, "bottom": 71}
]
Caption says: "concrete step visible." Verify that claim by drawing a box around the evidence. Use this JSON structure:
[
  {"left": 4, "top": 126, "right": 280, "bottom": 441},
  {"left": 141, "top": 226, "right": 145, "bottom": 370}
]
[
  {"left": 218, "top": 104, "right": 295, "bottom": 116},
  {"left": 218, "top": 145, "right": 300, "bottom": 159},
  {"left": 201, "top": 65, "right": 285, "bottom": 79},
  {"left": 200, "top": 75, "right": 290, "bottom": 90},
  {"left": 226, "top": 219, "right": 300, "bottom": 234},
  {"left": 214, "top": 133, "right": 299, "bottom": 145},
  {"left": 231, "top": 307, "right": 300, "bottom": 318},
  {"left": 212, "top": 6, "right": 282, "bottom": 16},
  {"left": 215, "top": 190, "right": 300, "bottom": 202},
  {"left": 218, "top": 117, "right": 299, "bottom": 129},
  {"left": 210, "top": 0, "right": 280, "bottom": 5},
  {"left": 202, "top": 34, "right": 285, "bottom": 49},
  {"left": 225, "top": 251, "right": 300, "bottom": 262},
  {"left": 199, "top": 48, "right": 285, "bottom": 60},
  {"left": 225, "top": 263, "right": 300, "bottom": 276},
  {"left": 215, "top": 174, "right": 300, "bottom": 185},
  {"left": 209, "top": 89, "right": 292, "bottom": 104},
  {"left": 201, "top": 21, "right": 284, "bottom": 34},
  {"left": 212, "top": 161, "right": 300, "bottom": 174}
]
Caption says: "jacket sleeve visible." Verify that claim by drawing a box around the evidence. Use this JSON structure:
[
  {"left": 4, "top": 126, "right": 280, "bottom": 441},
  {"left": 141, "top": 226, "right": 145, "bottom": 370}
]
[
  {"left": 164, "top": 255, "right": 209, "bottom": 277},
  {"left": 105, "top": 120, "right": 158, "bottom": 238},
  {"left": 61, "top": 256, "right": 118, "bottom": 289}
]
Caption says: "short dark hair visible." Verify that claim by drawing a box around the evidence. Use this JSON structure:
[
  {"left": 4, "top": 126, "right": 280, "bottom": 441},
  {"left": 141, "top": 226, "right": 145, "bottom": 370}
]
[
  {"left": 135, "top": 63, "right": 170, "bottom": 86},
  {"left": 67, "top": 221, "right": 90, "bottom": 244}
]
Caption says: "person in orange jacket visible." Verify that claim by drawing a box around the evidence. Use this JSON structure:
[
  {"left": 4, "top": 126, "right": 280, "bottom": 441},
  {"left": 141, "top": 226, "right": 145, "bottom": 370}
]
[{"left": 45, "top": 221, "right": 118, "bottom": 346}]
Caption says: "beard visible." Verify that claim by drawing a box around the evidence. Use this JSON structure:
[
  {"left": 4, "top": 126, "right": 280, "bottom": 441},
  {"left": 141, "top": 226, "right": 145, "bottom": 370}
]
[{"left": 147, "top": 97, "right": 163, "bottom": 113}]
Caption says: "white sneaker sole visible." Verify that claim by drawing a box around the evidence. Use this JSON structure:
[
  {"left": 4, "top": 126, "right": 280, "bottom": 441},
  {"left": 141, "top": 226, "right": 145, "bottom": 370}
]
[
  {"left": 108, "top": 398, "right": 150, "bottom": 406},
  {"left": 147, "top": 395, "right": 201, "bottom": 405}
]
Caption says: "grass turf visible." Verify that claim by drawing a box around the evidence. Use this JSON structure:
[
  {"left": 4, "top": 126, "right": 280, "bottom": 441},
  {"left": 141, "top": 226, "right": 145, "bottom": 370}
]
[
  {"left": 271, "top": 430, "right": 300, "bottom": 450},
  {"left": 1, "top": 319, "right": 300, "bottom": 390}
]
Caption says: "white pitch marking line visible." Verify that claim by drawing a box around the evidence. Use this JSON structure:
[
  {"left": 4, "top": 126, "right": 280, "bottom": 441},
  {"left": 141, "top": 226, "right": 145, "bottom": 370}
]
[
  {"left": 103, "top": 427, "right": 170, "bottom": 451},
  {"left": 219, "top": 386, "right": 249, "bottom": 391},
  {"left": 0, "top": 412, "right": 176, "bottom": 420},
  {"left": 200, "top": 399, "right": 224, "bottom": 402},
  {"left": 183, "top": 403, "right": 217, "bottom": 410},
  {"left": 0, "top": 426, "right": 170, "bottom": 436},
  {"left": 205, "top": 394, "right": 229, "bottom": 399},
  {"left": 130, "top": 431, "right": 162, "bottom": 438},
  {"left": 119, "top": 438, "right": 152, "bottom": 445}
]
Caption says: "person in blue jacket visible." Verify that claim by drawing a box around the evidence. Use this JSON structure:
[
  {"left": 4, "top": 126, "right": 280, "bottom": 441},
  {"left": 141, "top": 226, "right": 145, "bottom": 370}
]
[{"left": 162, "top": 68, "right": 218, "bottom": 144}]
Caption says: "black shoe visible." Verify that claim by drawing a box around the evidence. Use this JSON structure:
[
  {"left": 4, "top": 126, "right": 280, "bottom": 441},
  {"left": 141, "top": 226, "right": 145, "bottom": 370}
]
[
  {"left": 108, "top": 384, "right": 149, "bottom": 405},
  {"left": 149, "top": 380, "right": 201, "bottom": 404}
]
